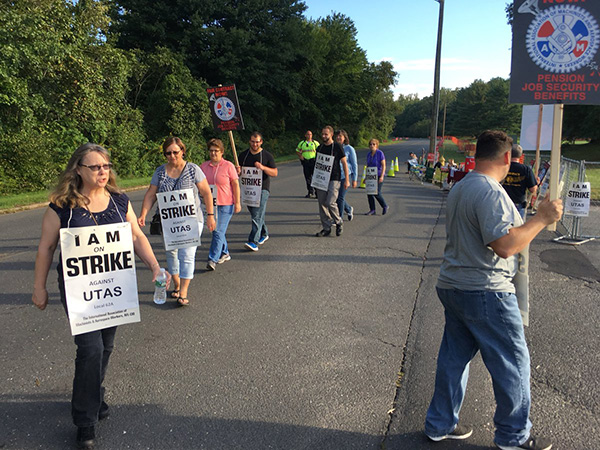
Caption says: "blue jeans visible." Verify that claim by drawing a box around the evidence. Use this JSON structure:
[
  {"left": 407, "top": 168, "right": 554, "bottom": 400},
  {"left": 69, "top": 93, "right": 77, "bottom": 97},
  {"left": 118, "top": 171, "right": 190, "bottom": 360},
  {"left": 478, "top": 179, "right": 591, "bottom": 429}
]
[
  {"left": 516, "top": 203, "right": 527, "bottom": 220},
  {"left": 166, "top": 245, "right": 197, "bottom": 279},
  {"left": 72, "top": 327, "right": 117, "bottom": 427},
  {"left": 336, "top": 180, "right": 352, "bottom": 215},
  {"left": 208, "top": 204, "right": 234, "bottom": 262},
  {"left": 425, "top": 288, "right": 532, "bottom": 447},
  {"left": 247, "top": 189, "right": 270, "bottom": 244},
  {"left": 367, "top": 181, "right": 387, "bottom": 211}
]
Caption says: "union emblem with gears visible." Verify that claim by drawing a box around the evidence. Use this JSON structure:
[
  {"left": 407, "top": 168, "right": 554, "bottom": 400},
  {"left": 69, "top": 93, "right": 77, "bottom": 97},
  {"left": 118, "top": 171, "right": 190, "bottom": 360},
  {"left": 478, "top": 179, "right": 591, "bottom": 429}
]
[
  {"left": 526, "top": 5, "right": 599, "bottom": 73},
  {"left": 214, "top": 97, "right": 236, "bottom": 121}
]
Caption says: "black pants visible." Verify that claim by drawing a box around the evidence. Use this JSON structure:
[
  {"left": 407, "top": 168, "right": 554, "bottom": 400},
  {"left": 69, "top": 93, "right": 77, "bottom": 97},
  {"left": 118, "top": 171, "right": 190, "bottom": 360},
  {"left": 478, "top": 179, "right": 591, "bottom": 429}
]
[
  {"left": 59, "top": 271, "right": 116, "bottom": 427},
  {"left": 301, "top": 158, "right": 316, "bottom": 195}
]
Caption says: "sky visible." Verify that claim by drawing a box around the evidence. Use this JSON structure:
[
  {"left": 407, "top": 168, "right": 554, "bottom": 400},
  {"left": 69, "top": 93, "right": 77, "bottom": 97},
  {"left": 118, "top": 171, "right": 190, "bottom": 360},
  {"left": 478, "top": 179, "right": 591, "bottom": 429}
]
[{"left": 302, "top": 0, "right": 513, "bottom": 100}]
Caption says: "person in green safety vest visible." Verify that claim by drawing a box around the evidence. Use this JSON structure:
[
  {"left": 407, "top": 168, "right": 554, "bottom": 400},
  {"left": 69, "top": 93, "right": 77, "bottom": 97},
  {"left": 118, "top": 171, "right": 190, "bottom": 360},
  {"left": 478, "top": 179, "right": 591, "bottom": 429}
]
[{"left": 296, "top": 130, "right": 319, "bottom": 198}]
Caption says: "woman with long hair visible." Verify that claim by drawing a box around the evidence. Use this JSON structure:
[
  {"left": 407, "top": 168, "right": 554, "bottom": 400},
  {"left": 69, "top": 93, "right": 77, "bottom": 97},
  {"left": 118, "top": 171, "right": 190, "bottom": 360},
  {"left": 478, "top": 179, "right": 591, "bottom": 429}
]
[{"left": 32, "top": 143, "right": 167, "bottom": 449}]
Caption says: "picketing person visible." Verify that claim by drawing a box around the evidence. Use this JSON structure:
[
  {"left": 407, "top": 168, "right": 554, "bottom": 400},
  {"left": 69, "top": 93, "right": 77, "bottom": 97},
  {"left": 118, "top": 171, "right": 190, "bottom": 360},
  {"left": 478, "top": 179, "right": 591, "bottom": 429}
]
[
  {"left": 32, "top": 143, "right": 169, "bottom": 449},
  {"left": 138, "top": 136, "right": 215, "bottom": 306},
  {"left": 313, "top": 126, "right": 350, "bottom": 237},
  {"left": 365, "top": 138, "right": 389, "bottom": 216},
  {"left": 237, "top": 132, "right": 278, "bottom": 251},
  {"left": 502, "top": 144, "right": 538, "bottom": 219},
  {"left": 200, "top": 138, "right": 241, "bottom": 270},
  {"left": 424, "top": 130, "right": 562, "bottom": 450},
  {"left": 335, "top": 129, "right": 358, "bottom": 221}
]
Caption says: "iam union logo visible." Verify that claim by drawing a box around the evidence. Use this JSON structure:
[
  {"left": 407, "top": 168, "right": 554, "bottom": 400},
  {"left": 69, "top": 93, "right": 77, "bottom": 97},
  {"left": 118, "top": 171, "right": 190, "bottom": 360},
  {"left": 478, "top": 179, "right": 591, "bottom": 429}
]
[{"left": 526, "top": 5, "right": 599, "bottom": 73}]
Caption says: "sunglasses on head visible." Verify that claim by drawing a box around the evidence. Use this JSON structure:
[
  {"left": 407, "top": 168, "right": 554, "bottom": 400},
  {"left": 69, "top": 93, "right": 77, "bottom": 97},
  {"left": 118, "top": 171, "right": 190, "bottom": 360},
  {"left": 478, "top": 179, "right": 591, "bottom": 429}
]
[
  {"left": 164, "top": 150, "right": 181, "bottom": 156},
  {"left": 79, "top": 163, "right": 113, "bottom": 172}
]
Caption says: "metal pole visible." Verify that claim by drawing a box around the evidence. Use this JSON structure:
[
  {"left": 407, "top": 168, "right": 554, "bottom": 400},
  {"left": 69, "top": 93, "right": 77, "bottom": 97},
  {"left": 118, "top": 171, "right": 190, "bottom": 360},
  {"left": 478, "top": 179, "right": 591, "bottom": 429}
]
[{"left": 429, "top": 0, "right": 445, "bottom": 160}]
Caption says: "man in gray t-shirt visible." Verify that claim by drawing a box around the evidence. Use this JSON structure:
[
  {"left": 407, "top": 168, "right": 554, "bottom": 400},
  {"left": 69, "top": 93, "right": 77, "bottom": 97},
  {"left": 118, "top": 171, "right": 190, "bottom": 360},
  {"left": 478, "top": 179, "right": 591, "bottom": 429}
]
[{"left": 424, "top": 130, "right": 562, "bottom": 450}]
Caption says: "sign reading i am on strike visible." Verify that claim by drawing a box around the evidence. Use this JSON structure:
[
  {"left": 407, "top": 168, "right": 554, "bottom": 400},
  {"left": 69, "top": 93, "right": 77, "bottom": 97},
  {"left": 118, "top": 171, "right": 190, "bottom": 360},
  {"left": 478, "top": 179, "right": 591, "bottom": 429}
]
[
  {"left": 60, "top": 222, "right": 140, "bottom": 336},
  {"left": 365, "top": 167, "right": 378, "bottom": 195},
  {"left": 509, "top": 0, "right": 600, "bottom": 105},
  {"left": 240, "top": 167, "right": 262, "bottom": 207},
  {"left": 206, "top": 84, "right": 245, "bottom": 132},
  {"left": 311, "top": 153, "right": 334, "bottom": 191},
  {"left": 156, "top": 188, "right": 201, "bottom": 251},
  {"left": 565, "top": 181, "right": 591, "bottom": 216}
]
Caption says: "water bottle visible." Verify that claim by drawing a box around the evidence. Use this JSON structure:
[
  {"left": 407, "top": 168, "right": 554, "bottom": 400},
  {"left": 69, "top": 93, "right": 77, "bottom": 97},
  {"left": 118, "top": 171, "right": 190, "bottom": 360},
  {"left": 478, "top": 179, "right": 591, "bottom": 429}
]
[{"left": 153, "top": 268, "right": 167, "bottom": 304}]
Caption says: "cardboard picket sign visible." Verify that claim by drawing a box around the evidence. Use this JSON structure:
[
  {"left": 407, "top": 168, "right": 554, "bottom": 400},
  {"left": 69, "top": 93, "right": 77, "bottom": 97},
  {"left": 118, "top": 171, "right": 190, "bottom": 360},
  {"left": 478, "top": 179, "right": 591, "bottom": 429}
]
[
  {"left": 60, "top": 222, "right": 140, "bottom": 336},
  {"left": 156, "top": 188, "right": 202, "bottom": 251},
  {"left": 240, "top": 167, "right": 262, "bottom": 207},
  {"left": 311, "top": 153, "right": 334, "bottom": 191},
  {"left": 201, "top": 185, "right": 218, "bottom": 230},
  {"left": 365, "top": 167, "right": 378, "bottom": 195},
  {"left": 565, "top": 182, "right": 591, "bottom": 217}
]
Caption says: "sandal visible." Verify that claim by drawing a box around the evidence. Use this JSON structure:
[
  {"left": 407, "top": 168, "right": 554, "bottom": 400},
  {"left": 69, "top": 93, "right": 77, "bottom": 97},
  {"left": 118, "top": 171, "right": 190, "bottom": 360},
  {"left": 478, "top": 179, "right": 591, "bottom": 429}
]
[
  {"left": 170, "top": 290, "right": 180, "bottom": 299},
  {"left": 177, "top": 297, "right": 189, "bottom": 306}
]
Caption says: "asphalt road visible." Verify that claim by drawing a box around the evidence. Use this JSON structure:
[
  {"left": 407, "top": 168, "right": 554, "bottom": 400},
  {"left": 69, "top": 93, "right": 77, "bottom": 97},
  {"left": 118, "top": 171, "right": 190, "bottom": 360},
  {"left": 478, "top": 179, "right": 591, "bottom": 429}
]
[{"left": 1, "top": 139, "right": 599, "bottom": 449}]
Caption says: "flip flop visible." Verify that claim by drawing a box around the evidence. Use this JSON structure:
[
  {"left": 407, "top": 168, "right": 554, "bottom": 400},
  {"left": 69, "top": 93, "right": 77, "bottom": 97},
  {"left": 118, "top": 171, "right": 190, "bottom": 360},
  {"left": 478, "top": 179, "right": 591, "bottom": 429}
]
[
  {"left": 170, "top": 290, "right": 180, "bottom": 299},
  {"left": 177, "top": 297, "right": 189, "bottom": 306}
]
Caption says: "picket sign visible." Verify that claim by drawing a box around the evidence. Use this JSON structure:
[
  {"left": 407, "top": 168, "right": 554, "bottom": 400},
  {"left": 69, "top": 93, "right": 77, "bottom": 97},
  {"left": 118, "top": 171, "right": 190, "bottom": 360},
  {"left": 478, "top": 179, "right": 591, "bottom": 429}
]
[{"left": 60, "top": 222, "right": 140, "bottom": 336}]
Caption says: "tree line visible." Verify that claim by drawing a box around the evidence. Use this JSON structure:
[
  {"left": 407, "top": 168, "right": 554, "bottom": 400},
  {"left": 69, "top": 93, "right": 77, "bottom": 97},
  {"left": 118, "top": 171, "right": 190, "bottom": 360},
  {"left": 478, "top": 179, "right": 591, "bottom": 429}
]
[{"left": 0, "top": 0, "right": 397, "bottom": 195}]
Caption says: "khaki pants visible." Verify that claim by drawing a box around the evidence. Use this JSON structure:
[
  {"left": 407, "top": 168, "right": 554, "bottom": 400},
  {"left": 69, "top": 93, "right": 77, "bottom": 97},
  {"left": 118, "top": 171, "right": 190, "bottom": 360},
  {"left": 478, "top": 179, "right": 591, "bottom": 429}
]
[{"left": 316, "top": 180, "right": 342, "bottom": 230}]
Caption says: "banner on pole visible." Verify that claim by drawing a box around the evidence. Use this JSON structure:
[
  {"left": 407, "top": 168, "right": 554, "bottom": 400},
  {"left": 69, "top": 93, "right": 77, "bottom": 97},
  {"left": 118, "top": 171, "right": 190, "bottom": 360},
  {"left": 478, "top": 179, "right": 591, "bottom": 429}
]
[
  {"left": 509, "top": 1, "right": 600, "bottom": 105},
  {"left": 60, "top": 222, "right": 140, "bottom": 336},
  {"left": 206, "top": 85, "right": 245, "bottom": 132}
]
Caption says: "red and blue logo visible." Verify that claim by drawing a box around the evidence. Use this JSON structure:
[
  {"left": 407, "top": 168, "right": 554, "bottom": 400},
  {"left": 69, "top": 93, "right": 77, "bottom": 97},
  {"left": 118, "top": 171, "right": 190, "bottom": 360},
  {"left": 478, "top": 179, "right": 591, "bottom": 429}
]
[{"left": 526, "top": 5, "right": 599, "bottom": 73}]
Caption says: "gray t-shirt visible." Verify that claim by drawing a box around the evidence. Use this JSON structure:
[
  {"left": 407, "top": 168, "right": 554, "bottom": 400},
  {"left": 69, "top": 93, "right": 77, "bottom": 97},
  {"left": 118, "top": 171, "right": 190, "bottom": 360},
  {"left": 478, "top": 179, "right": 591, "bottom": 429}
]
[{"left": 437, "top": 171, "right": 524, "bottom": 292}]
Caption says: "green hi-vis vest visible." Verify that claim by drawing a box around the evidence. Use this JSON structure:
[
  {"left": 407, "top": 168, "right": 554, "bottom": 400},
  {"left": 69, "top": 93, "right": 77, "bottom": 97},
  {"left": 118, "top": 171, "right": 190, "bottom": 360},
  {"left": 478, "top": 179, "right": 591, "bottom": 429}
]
[{"left": 296, "top": 140, "right": 319, "bottom": 160}]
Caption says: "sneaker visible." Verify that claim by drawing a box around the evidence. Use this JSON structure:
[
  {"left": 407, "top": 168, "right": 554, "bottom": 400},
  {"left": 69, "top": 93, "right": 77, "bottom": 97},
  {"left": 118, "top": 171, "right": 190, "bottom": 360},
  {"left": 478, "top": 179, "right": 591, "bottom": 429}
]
[
  {"left": 258, "top": 235, "right": 269, "bottom": 245},
  {"left": 347, "top": 206, "right": 354, "bottom": 221},
  {"left": 426, "top": 424, "right": 473, "bottom": 442},
  {"left": 206, "top": 260, "right": 216, "bottom": 271},
  {"left": 217, "top": 254, "right": 231, "bottom": 264},
  {"left": 76, "top": 426, "right": 95, "bottom": 449},
  {"left": 383, "top": 206, "right": 389, "bottom": 215},
  {"left": 245, "top": 242, "right": 259, "bottom": 251},
  {"left": 496, "top": 436, "right": 552, "bottom": 450},
  {"left": 315, "top": 229, "right": 331, "bottom": 237},
  {"left": 365, "top": 210, "right": 376, "bottom": 216},
  {"left": 336, "top": 224, "right": 343, "bottom": 236},
  {"left": 305, "top": 193, "right": 312, "bottom": 198}
]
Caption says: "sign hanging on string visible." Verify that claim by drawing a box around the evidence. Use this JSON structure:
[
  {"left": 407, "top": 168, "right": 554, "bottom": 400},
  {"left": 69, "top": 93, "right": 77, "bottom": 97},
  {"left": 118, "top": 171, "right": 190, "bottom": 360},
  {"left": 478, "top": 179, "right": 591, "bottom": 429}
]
[
  {"left": 311, "top": 153, "right": 334, "bottom": 191},
  {"left": 240, "top": 167, "right": 262, "bottom": 207},
  {"left": 565, "top": 182, "right": 591, "bottom": 216},
  {"left": 365, "top": 167, "right": 378, "bottom": 195},
  {"left": 60, "top": 222, "right": 140, "bottom": 336},
  {"left": 156, "top": 188, "right": 202, "bottom": 251}
]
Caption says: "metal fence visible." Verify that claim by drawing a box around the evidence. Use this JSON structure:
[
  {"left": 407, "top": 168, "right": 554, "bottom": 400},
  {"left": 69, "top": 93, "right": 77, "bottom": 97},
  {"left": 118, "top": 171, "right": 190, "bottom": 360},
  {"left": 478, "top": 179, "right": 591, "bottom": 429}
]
[{"left": 558, "top": 157, "right": 600, "bottom": 240}]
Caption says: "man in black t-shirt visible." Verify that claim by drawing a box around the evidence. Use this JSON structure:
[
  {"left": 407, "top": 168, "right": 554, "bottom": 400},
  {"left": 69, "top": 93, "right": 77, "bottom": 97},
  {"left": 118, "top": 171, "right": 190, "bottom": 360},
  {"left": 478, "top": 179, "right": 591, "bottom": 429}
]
[
  {"left": 237, "top": 132, "right": 278, "bottom": 251},
  {"left": 502, "top": 144, "right": 537, "bottom": 219},
  {"left": 314, "top": 126, "right": 350, "bottom": 237}
]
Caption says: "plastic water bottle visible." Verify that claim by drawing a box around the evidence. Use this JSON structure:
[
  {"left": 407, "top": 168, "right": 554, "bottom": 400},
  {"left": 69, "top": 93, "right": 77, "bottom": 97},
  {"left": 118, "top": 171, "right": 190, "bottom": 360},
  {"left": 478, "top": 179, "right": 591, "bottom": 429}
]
[{"left": 153, "top": 268, "right": 167, "bottom": 304}]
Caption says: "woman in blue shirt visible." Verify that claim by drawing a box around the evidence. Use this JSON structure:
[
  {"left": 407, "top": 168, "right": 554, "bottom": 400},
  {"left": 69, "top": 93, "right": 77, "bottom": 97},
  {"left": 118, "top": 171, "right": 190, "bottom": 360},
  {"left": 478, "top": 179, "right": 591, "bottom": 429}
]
[
  {"left": 365, "top": 138, "right": 389, "bottom": 215},
  {"left": 335, "top": 129, "right": 358, "bottom": 221}
]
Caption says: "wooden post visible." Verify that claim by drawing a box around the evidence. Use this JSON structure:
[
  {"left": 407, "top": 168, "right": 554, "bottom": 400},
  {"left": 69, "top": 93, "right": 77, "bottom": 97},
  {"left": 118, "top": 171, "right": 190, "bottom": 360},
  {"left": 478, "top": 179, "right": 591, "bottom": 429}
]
[
  {"left": 534, "top": 104, "right": 543, "bottom": 177},
  {"left": 228, "top": 130, "right": 240, "bottom": 167},
  {"left": 547, "top": 103, "right": 564, "bottom": 231}
]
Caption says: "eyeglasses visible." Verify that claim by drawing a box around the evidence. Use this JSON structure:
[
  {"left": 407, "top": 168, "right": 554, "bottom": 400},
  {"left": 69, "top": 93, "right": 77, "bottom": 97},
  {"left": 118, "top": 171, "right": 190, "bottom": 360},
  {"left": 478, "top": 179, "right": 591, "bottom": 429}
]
[
  {"left": 79, "top": 163, "right": 113, "bottom": 172},
  {"left": 164, "top": 150, "right": 181, "bottom": 156},
  {"left": 249, "top": 140, "right": 262, "bottom": 144}
]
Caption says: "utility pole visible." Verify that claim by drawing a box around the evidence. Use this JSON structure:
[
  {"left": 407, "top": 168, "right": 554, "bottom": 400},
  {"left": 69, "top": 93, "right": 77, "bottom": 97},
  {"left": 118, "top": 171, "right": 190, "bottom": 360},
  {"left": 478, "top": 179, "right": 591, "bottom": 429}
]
[{"left": 429, "top": 0, "right": 445, "bottom": 160}]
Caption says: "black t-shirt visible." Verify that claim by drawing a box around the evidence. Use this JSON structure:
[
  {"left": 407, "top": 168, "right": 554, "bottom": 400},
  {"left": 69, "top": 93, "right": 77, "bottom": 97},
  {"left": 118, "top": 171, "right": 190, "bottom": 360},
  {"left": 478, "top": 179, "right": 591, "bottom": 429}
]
[
  {"left": 238, "top": 148, "right": 277, "bottom": 192},
  {"left": 316, "top": 141, "right": 346, "bottom": 181},
  {"left": 502, "top": 162, "right": 537, "bottom": 206}
]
